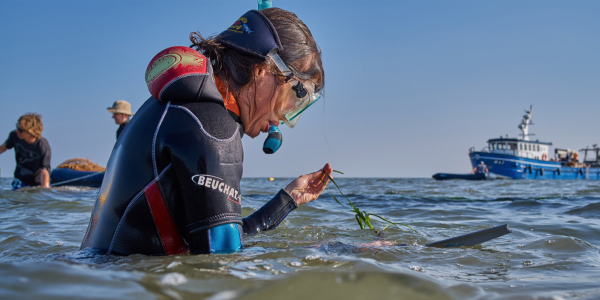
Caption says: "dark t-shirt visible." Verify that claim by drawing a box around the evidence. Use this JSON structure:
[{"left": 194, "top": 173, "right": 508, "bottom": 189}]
[
  {"left": 5, "top": 131, "right": 52, "bottom": 186},
  {"left": 116, "top": 118, "right": 130, "bottom": 139},
  {"left": 475, "top": 164, "right": 487, "bottom": 174}
]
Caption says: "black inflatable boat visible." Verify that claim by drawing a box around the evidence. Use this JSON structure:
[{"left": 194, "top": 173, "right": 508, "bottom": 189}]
[
  {"left": 50, "top": 168, "right": 105, "bottom": 188},
  {"left": 432, "top": 173, "right": 496, "bottom": 181}
]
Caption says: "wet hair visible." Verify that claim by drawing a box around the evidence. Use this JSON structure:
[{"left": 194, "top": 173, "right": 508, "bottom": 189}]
[
  {"left": 189, "top": 8, "right": 324, "bottom": 93},
  {"left": 18, "top": 113, "right": 43, "bottom": 139}
]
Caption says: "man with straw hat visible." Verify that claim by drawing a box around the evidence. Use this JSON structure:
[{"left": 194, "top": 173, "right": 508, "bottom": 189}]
[{"left": 107, "top": 100, "right": 134, "bottom": 139}]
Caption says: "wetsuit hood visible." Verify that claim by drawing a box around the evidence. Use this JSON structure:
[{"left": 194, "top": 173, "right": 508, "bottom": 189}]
[{"left": 145, "top": 46, "right": 224, "bottom": 106}]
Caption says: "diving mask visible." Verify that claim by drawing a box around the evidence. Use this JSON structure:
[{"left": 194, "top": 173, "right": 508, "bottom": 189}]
[
  {"left": 268, "top": 52, "right": 321, "bottom": 128},
  {"left": 279, "top": 79, "right": 321, "bottom": 128}
]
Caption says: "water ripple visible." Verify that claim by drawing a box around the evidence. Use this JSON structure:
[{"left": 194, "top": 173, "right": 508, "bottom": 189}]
[{"left": 1, "top": 178, "right": 599, "bottom": 299}]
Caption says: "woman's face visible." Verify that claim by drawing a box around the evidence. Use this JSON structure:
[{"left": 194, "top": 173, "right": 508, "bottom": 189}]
[{"left": 237, "top": 67, "right": 292, "bottom": 138}]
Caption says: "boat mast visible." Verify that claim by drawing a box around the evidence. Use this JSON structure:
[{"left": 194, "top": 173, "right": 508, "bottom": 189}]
[{"left": 518, "top": 105, "right": 533, "bottom": 141}]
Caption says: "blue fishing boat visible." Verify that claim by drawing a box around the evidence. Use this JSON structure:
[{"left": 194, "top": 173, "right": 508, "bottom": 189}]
[{"left": 468, "top": 106, "right": 600, "bottom": 179}]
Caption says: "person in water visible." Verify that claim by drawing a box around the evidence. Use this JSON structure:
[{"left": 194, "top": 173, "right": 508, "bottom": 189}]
[
  {"left": 0, "top": 113, "right": 51, "bottom": 189},
  {"left": 107, "top": 100, "right": 134, "bottom": 139},
  {"left": 472, "top": 161, "right": 489, "bottom": 174},
  {"left": 80, "top": 8, "right": 332, "bottom": 255}
]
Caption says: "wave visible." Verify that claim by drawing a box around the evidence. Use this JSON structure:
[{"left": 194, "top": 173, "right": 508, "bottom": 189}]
[
  {"left": 232, "top": 269, "right": 455, "bottom": 300},
  {"left": 566, "top": 202, "right": 600, "bottom": 218}
]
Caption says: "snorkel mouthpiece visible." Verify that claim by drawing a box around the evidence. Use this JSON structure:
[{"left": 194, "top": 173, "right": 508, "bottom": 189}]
[{"left": 263, "top": 125, "right": 282, "bottom": 154}]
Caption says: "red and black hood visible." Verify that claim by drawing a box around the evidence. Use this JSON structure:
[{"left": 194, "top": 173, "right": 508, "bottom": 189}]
[{"left": 145, "top": 46, "right": 223, "bottom": 105}]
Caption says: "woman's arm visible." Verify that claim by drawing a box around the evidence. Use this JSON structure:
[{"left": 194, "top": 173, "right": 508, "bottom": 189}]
[
  {"left": 242, "top": 163, "right": 332, "bottom": 234},
  {"left": 40, "top": 141, "right": 51, "bottom": 188},
  {"left": 40, "top": 168, "right": 50, "bottom": 188},
  {"left": 242, "top": 189, "right": 297, "bottom": 234}
]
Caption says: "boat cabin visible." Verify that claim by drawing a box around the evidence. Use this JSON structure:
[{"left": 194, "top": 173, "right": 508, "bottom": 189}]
[
  {"left": 579, "top": 145, "right": 600, "bottom": 167},
  {"left": 487, "top": 137, "right": 551, "bottom": 160},
  {"left": 482, "top": 106, "right": 552, "bottom": 161}
]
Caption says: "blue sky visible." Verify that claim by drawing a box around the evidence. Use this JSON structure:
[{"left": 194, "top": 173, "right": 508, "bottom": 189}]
[{"left": 1, "top": 0, "right": 599, "bottom": 178}]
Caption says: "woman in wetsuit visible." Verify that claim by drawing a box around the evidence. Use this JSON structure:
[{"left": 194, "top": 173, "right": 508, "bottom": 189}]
[{"left": 80, "top": 8, "right": 331, "bottom": 255}]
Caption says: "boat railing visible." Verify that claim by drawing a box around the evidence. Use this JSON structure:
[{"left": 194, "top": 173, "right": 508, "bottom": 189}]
[
  {"left": 470, "top": 148, "right": 544, "bottom": 160},
  {"left": 508, "top": 150, "right": 517, "bottom": 156},
  {"left": 522, "top": 152, "right": 535, "bottom": 159},
  {"left": 511, "top": 151, "right": 536, "bottom": 159},
  {"left": 490, "top": 149, "right": 517, "bottom": 156},
  {"left": 470, "top": 146, "right": 490, "bottom": 153}
]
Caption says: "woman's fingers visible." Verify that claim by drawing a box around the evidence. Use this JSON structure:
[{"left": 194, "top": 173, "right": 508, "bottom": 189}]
[
  {"left": 313, "top": 163, "right": 333, "bottom": 195},
  {"left": 287, "top": 163, "right": 333, "bottom": 206},
  {"left": 312, "top": 163, "right": 332, "bottom": 190},
  {"left": 319, "top": 163, "right": 332, "bottom": 180}
]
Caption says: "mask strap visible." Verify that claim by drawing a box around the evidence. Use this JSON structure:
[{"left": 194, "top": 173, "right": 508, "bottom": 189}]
[{"left": 268, "top": 52, "right": 293, "bottom": 78}]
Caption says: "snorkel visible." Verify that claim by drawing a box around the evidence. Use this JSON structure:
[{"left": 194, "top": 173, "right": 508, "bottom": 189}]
[
  {"left": 257, "top": 0, "right": 283, "bottom": 154},
  {"left": 263, "top": 125, "right": 282, "bottom": 154},
  {"left": 257, "top": 0, "right": 272, "bottom": 10}
]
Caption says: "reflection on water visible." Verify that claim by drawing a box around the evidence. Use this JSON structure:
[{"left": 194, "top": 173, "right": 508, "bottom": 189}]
[{"left": 1, "top": 178, "right": 600, "bottom": 299}]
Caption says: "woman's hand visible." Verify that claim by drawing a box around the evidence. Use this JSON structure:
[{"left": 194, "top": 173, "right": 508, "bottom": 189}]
[{"left": 284, "top": 163, "right": 332, "bottom": 206}]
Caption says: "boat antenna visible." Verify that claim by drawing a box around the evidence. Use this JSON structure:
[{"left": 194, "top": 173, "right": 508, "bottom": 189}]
[{"left": 518, "top": 105, "right": 534, "bottom": 141}]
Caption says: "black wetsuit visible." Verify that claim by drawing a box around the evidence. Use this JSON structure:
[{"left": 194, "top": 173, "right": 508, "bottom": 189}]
[
  {"left": 116, "top": 118, "right": 130, "bottom": 139},
  {"left": 80, "top": 67, "right": 297, "bottom": 255},
  {"left": 4, "top": 131, "right": 51, "bottom": 186}
]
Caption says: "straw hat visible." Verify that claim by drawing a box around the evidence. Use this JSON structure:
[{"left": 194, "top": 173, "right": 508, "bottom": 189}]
[{"left": 107, "top": 100, "right": 134, "bottom": 116}]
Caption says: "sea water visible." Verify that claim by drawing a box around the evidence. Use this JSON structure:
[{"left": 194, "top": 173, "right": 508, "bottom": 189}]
[{"left": 0, "top": 177, "right": 599, "bottom": 300}]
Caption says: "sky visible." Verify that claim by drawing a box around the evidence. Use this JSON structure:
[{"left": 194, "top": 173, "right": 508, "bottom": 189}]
[{"left": 0, "top": 0, "right": 599, "bottom": 178}]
